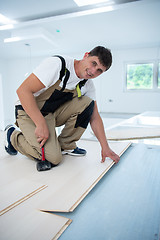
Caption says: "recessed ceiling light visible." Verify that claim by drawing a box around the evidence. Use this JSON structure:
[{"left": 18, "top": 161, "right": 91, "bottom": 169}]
[
  {"left": 81, "top": 5, "right": 113, "bottom": 15},
  {"left": 0, "top": 24, "right": 14, "bottom": 30},
  {"left": 4, "top": 37, "right": 22, "bottom": 43},
  {"left": 0, "top": 13, "right": 11, "bottom": 24},
  {"left": 74, "top": 0, "right": 112, "bottom": 7},
  {"left": 0, "top": 13, "right": 16, "bottom": 24}
]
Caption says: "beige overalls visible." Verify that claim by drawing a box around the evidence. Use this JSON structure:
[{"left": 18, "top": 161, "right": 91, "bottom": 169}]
[{"left": 11, "top": 56, "right": 94, "bottom": 165}]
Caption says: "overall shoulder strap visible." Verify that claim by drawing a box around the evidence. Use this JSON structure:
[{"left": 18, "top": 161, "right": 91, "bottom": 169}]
[
  {"left": 53, "top": 55, "right": 65, "bottom": 80},
  {"left": 76, "top": 79, "right": 88, "bottom": 98},
  {"left": 53, "top": 55, "right": 70, "bottom": 91},
  {"left": 79, "top": 79, "right": 88, "bottom": 89}
]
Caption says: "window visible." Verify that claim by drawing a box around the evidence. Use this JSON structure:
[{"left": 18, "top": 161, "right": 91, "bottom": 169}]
[
  {"left": 125, "top": 61, "right": 160, "bottom": 91},
  {"left": 126, "top": 63, "right": 153, "bottom": 90}
]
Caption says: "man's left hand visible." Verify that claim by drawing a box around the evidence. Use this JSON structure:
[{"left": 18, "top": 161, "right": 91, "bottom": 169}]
[{"left": 101, "top": 147, "right": 120, "bottom": 164}]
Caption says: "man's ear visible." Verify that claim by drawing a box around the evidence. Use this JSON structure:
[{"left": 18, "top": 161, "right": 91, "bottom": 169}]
[{"left": 83, "top": 52, "right": 89, "bottom": 59}]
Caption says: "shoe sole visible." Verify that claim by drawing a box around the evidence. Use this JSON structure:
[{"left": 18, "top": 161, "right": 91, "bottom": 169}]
[
  {"left": 4, "top": 125, "right": 18, "bottom": 155},
  {"left": 5, "top": 146, "right": 18, "bottom": 155},
  {"left": 61, "top": 151, "right": 86, "bottom": 156}
]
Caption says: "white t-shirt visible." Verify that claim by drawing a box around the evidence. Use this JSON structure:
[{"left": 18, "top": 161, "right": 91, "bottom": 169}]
[
  {"left": 16, "top": 56, "right": 96, "bottom": 105},
  {"left": 33, "top": 56, "right": 96, "bottom": 99}
]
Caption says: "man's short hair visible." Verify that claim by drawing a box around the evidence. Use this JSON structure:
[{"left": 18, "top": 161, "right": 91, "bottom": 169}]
[{"left": 88, "top": 46, "right": 112, "bottom": 71}]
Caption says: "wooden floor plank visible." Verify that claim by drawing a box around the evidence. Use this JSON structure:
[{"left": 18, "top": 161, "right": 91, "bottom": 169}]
[
  {"left": 1, "top": 131, "right": 131, "bottom": 214},
  {"left": 0, "top": 202, "right": 72, "bottom": 240},
  {"left": 0, "top": 131, "right": 131, "bottom": 238},
  {"left": 36, "top": 140, "right": 131, "bottom": 212},
  {"left": 105, "top": 111, "right": 160, "bottom": 140},
  {"left": 0, "top": 179, "right": 47, "bottom": 216}
]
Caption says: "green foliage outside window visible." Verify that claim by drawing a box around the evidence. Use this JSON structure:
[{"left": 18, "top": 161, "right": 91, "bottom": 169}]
[{"left": 127, "top": 63, "right": 153, "bottom": 90}]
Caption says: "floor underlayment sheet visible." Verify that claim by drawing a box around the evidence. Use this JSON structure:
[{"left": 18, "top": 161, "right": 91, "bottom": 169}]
[{"left": 56, "top": 143, "right": 160, "bottom": 240}]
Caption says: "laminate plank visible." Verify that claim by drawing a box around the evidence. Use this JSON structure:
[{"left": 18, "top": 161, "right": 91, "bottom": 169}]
[
  {"left": 0, "top": 130, "right": 131, "bottom": 214},
  {"left": 0, "top": 179, "right": 47, "bottom": 216},
  {"left": 37, "top": 140, "right": 131, "bottom": 212},
  {"left": 0, "top": 132, "right": 131, "bottom": 239},
  {"left": 105, "top": 111, "right": 160, "bottom": 140},
  {"left": 107, "top": 125, "right": 160, "bottom": 140},
  {"left": 0, "top": 202, "right": 72, "bottom": 240}
]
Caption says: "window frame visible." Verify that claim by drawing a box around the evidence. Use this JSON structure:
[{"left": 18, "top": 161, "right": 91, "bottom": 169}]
[{"left": 124, "top": 60, "right": 160, "bottom": 92}]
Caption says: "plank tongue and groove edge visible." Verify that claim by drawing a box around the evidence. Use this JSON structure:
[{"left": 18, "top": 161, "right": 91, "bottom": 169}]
[
  {"left": 0, "top": 202, "right": 72, "bottom": 240},
  {"left": 37, "top": 140, "right": 131, "bottom": 213},
  {"left": 0, "top": 178, "right": 47, "bottom": 216},
  {"left": 70, "top": 140, "right": 131, "bottom": 212}
]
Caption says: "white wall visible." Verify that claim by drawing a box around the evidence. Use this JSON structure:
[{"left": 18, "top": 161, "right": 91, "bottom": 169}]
[
  {"left": 0, "top": 52, "right": 82, "bottom": 125},
  {"left": 1, "top": 46, "right": 160, "bottom": 126},
  {"left": 0, "top": 59, "right": 7, "bottom": 129},
  {"left": 94, "top": 46, "right": 160, "bottom": 114},
  {"left": 1, "top": 56, "right": 44, "bottom": 126},
  {"left": 0, "top": 74, "right": 5, "bottom": 130}
]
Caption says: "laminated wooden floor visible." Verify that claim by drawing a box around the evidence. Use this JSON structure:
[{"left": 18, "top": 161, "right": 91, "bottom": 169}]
[
  {"left": 36, "top": 140, "right": 131, "bottom": 212},
  {"left": 0, "top": 199, "right": 72, "bottom": 240},
  {"left": 0, "top": 179, "right": 47, "bottom": 216},
  {"left": 0, "top": 133, "right": 48, "bottom": 216},
  {"left": 0, "top": 131, "right": 131, "bottom": 213},
  {"left": 0, "top": 131, "right": 131, "bottom": 238}
]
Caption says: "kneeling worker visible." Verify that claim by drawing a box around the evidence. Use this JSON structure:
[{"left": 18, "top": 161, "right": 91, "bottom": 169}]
[{"left": 5, "top": 46, "right": 120, "bottom": 171}]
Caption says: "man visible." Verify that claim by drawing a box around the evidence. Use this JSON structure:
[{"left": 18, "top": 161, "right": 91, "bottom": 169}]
[{"left": 5, "top": 46, "right": 120, "bottom": 170}]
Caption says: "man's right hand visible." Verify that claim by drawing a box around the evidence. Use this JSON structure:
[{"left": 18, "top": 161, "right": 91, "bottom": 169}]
[
  {"left": 35, "top": 123, "right": 49, "bottom": 147},
  {"left": 17, "top": 73, "right": 49, "bottom": 148}
]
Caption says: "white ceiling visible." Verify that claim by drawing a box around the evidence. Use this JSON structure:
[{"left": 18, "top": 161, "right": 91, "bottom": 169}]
[{"left": 0, "top": 0, "right": 160, "bottom": 59}]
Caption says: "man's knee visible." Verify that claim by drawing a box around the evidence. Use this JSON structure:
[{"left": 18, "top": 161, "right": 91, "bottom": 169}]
[
  {"left": 75, "top": 100, "right": 94, "bottom": 129},
  {"left": 45, "top": 150, "right": 62, "bottom": 165}
]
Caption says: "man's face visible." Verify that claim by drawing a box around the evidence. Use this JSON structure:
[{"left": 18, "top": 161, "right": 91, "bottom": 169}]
[{"left": 79, "top": 52, "right": 107, "bottom": 79}]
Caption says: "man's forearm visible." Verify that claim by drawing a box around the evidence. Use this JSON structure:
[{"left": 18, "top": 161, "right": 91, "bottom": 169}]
[
  {"left": 16, "top": 73, "right": 46, "bottom": 127},
  {"left": 90, "top": 112, "right": 120, "bottom": 163},
  {"left": 17, "top": 87, "right": 49, "bottom": 146},
  {"left": 90, "top": 101, "right": 120, "bottom": 163},
  {"left": 90, "top": 112, "right": 109, "bottom": 150}
]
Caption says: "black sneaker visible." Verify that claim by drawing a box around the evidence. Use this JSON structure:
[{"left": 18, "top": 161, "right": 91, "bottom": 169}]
[
  {"left": 5, "top": 125, "right": 17, "bottom": 155},
  {"left": 62, "top": 147, "right": 86, "bottom": 156}
]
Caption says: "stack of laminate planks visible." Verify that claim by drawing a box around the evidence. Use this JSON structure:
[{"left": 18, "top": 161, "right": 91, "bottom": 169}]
[{"left": 0, "top": 130, "right": 131, "bottom": 239}]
